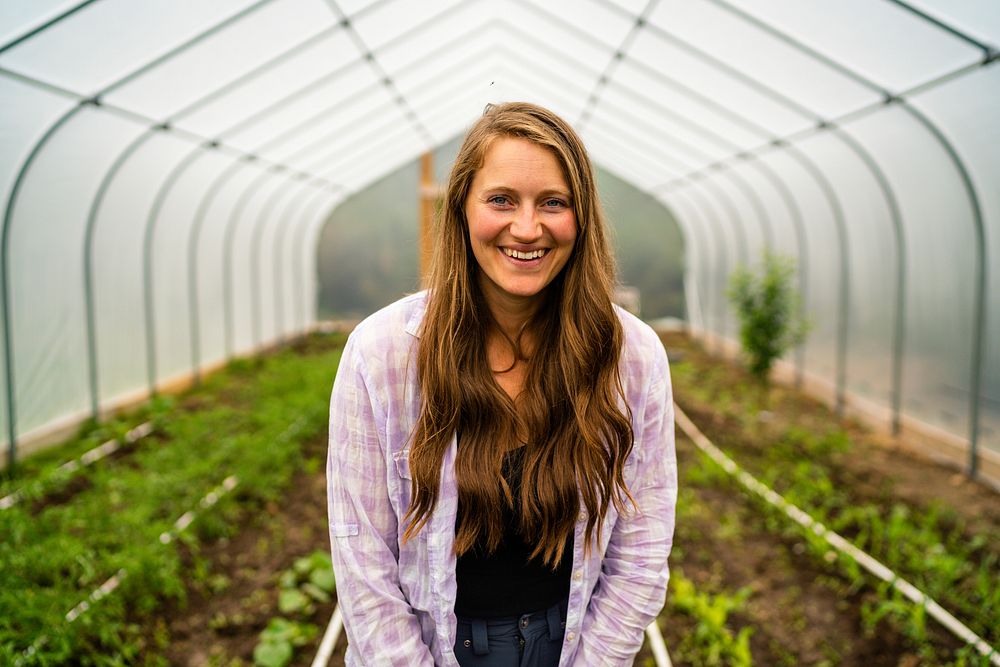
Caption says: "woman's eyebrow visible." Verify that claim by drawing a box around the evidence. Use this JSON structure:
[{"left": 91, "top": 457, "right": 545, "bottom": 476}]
[{"left": 477, "top": 185, "right": 571, "bottom": 197}]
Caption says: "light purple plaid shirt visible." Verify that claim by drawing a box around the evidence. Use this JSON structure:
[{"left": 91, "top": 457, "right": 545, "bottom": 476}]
[{"left": 327, "top": 291, "right": 676, "bottom": 666}]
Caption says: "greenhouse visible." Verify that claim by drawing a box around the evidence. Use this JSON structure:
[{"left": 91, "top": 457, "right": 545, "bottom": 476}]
[{"left": 1, "top": 0, "right": 998, "bottom": 665}]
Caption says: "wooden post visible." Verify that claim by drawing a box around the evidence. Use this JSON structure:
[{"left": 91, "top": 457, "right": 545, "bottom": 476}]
[{"left": 419, "top": 152, "right": 436, "bottom": 287}]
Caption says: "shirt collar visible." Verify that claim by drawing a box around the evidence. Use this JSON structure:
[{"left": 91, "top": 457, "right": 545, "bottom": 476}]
[{"left": 404, "top": 290, "right": 429, "bottom": 339}]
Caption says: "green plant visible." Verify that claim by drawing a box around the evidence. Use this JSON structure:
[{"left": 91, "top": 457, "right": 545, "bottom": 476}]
[
  {"left": 253, "top": 618, "right": 317, "bottom": 667},
  {"left": 0, "top": 333, "right": 347, "bottom": 663},
  {"left": 252, "top": 550, "right": 335, "bottom": 666},
  {"left": 669, "top": 571, "right": 753, "bottom": 666},
  {"left": 727, "top": 252, "right": 809, "bottom": 386}
]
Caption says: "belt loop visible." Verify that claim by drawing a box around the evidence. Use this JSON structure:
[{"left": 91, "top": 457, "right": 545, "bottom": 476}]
[
  {"left": 546, "top": 603, "right": 561, "bottom": 641},
  {"left": 471, "top": 618, "right": 489, "bottom": 656}
]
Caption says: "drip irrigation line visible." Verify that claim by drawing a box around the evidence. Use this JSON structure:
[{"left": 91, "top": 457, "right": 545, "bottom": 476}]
[
  {"left": 0, "top": 421, "right": 153, "bottom": 510},
  {"left": 645, "top": 619, "right": 674, "bottom": 667},
  {"left": 311, "top": 604, "right": 344, "bottom": 667},
  {"left": 673, "top": 404, "right": 1000, "bottom": 665},
  {"left": 15, "top": 473, "right": 241, "bottom": 665}
]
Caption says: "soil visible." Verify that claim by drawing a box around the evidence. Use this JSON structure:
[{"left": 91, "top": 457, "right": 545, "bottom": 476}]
[
  {"left": 142, "top": 331, "right": 997, "bottom": 666},
  {"left": 146, "top": 430, "right": 348, "bottom": 667},
  {"left": 651, "top": 434, "right": 963, "bottom": 666}
]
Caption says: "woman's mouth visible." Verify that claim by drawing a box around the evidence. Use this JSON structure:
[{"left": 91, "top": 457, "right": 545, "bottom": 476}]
[{"left": 501, "top": 247, "right": 548, "bottom": 261}]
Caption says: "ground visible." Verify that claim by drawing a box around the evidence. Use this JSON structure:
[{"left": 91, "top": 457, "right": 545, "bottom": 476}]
[{"left": 143, "top": 331, "right": 998, "bottom": 666}]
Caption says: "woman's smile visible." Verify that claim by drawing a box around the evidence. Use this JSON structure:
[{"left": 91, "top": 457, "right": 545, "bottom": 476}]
[{"left": 465, "top": 136, "right": 577, "bottom": 310}]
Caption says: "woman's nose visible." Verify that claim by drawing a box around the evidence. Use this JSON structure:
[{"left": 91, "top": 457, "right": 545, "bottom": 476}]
[{"left": 509, "top": 206, "right": 541, "bottom": 241}]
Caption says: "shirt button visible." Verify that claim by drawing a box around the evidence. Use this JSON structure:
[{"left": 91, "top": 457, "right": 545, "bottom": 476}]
[
  {"left": 573, "top": 569, "right": 583, "bottom": 581},
  {"left": 566, "top": 631, "right": 575, "bottom": 642},
  {"left": 578, "top": 513, "right": 586, "bottom": 523}
]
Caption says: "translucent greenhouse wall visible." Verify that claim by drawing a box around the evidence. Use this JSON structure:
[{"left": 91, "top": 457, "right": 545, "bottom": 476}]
[{"left": 1, "top": 0, "right": 998, "bottom": 482}]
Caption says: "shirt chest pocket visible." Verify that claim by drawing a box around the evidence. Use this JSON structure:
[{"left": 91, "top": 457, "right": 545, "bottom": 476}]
[{"left": 392, "top": 449, "right": 412, "bottom": 480}]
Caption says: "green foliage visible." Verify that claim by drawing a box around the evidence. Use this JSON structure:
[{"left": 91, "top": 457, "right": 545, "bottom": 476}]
[
  {"left": 254, "top": 550, "right": 333, "bottom": 666},
  {"left": 669, "top": 571, "right": 753, "bottom": 667},
  {"left": 0, "top": 334, "right": 346, "bottom": 663},
  {"left": 666, "top": 336, "right": 1000, "bottom": 661},
  {"left": 727, "top": 252, "right": 808, "bottom": 384},
  {"left": 253, "top": 618, "right": 316, "bottom": 667}
]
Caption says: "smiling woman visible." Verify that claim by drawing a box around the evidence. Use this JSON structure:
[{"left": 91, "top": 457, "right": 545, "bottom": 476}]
[
  {"left": 326, "top": 102, "right": 677, "bottom": 667},
  {"left": 465, "top": 136, "right": 577, "bottom": 308}
]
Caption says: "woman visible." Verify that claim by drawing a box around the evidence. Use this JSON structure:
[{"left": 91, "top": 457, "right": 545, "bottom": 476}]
[{"left": 327, "top": 102, "right": 676, "bottom": 666}]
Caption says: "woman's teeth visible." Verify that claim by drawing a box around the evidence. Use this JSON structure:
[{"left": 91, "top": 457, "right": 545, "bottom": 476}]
[{"left": 503, "top": 248, "right": 547, "bottom": 260}]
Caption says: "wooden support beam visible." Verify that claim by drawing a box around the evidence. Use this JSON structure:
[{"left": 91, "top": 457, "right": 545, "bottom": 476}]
[{"left": 419, "top": 152, "right": 441, "bottom": 287}]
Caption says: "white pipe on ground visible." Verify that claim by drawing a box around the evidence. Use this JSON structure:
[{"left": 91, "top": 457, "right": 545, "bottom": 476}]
[
  {"left": 674, "top": 404, "right": 1000, "bottom": 666},
  {"left": 645, "top": 619, "right": 673, "bottom": 667},
  {"left": 311, "top": 604, "right": 343, "bottom": 667}
]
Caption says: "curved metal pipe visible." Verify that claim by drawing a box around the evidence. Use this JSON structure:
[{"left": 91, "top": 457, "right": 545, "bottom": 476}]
[
  {"left": 247, "top": 170, "right": 300, "bottom": 350},
  {"left": 82, "top": 127, "right": 159, "bottom": 416},
  {"left": 142, "top": 148, "right": 212, "bottom": 394},
  {"left": 292, "top": 188, "right": 342, "bottom": 332},
  {"left": 671, "top": 186, "right": 727, "bottom": 353},
  {"left": 704, "top": 0, "right": 989, "bottom": 473},
  {"left": 830, "top": 127, "right": 908, "bottom": 435},
  {"left": 272, "top": 180, "right": 326, "bottom": 339},
  {"left": 717, "top": 168, "right": 774, "bottom": 250},
  {"left": 185, "top": 158, "right": 249, "bottom": 381},
  {"left": 698, "top": 176, "right": 750, "bottom": 267},
  {"left": 742, "top": 158, "right": 810, "bottom": 386},
  {"left": 783, "top": 145, "right": 851, "bottom": 416},
  {"left": 269, "top": 177, "right": 318, "bottom": 343},
  {"left": 1, "top": 102, "right": 85, "bottom": 466},
  {"left": 900, "top": 104, "right": 987, "bottom": 474},
  {"left": 221, "top": 163, "right": 272, "bottom": 357}
]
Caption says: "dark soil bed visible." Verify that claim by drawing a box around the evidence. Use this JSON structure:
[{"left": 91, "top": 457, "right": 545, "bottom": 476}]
[
  {"left": 144, "top": 433, "right": 348, "bottom": 667},
  {"left": 651, "top": 434, "right": 963, "bottom": 666}
]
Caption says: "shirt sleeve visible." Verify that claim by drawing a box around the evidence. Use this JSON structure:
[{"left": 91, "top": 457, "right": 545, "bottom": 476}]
[
  {"left": 574, "top": 344, "right": 677, "bottom": 665},
  {"left": 327, "top": 333, "right": 435, "bottom": 666}
]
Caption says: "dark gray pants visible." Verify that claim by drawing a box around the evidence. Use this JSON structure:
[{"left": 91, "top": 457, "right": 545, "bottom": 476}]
[{"left": 454, "top": 600, "right": 567, "bottom": 666}]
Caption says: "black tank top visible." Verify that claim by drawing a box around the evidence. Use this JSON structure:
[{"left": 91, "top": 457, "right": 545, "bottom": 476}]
[{"left": 454, "top": 447, "right": 573, "bottom": 618}]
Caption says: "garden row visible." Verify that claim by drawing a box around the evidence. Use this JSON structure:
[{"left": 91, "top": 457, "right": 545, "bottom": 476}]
[
  {"left": 0, "top": 334, "right": 347, "bottom": 665},
  {"left": 654, "top": 331, "right": 999, "bottom": 666}
]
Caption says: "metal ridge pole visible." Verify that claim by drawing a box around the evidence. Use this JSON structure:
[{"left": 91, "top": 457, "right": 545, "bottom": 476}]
[
  {"left": 0, "top": 0, "right": 101, "bottom": 55},
  {"left": 577, "top": 0, "right": 660, "bottom": 128}
]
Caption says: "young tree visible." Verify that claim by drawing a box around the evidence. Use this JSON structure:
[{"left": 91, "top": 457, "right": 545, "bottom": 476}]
[{"left": 727, "top": 252, "right": 809, "bottom": 387}]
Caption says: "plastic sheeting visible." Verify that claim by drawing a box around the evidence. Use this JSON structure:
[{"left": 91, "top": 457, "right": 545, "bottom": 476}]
[{"left": 1, "top": 0, "right": 997, "bottom": 474}]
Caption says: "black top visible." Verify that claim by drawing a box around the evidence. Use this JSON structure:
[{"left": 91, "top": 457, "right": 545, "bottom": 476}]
[{"left": 454, "top": 447, "right": 573, "bottom": 618}]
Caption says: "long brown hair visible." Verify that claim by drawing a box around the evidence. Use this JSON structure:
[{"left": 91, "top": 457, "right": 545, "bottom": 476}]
[{"left": 403, "top": 102, "right": 633, "bottom": 567}]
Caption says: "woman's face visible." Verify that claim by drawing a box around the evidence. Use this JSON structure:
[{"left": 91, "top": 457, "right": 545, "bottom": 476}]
[{"left": 465, "top": 136, "right": 577, "bottom": 310}]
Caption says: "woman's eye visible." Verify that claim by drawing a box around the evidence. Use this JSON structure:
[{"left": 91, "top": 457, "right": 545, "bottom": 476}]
[
  {"left": 488, "top": 195, "right": 511, "bottom": 206},
  {"left": 544, "top": 198, "right": 567, "bottom": 208}
]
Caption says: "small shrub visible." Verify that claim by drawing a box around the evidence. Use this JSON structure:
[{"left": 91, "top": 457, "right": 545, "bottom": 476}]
[{"left": 727, "top": 252, "right": 809, "bottom": 386}]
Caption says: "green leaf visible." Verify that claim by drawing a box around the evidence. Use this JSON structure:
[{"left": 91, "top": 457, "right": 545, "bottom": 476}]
[
  {"left": 302, "top": 582, "right": 330, "bottom": 603},
  {"left": 309, "top": 566, "right": 336, "bottom": 593},
  {"left": 278, "top": 589, "right": 312, "bottom": 615},
  {"left": 253, "top": 639, "right": 292, "bottom": 667},
  {"left": 278, "top": 569, "right": 299, "bottom": 590}
]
